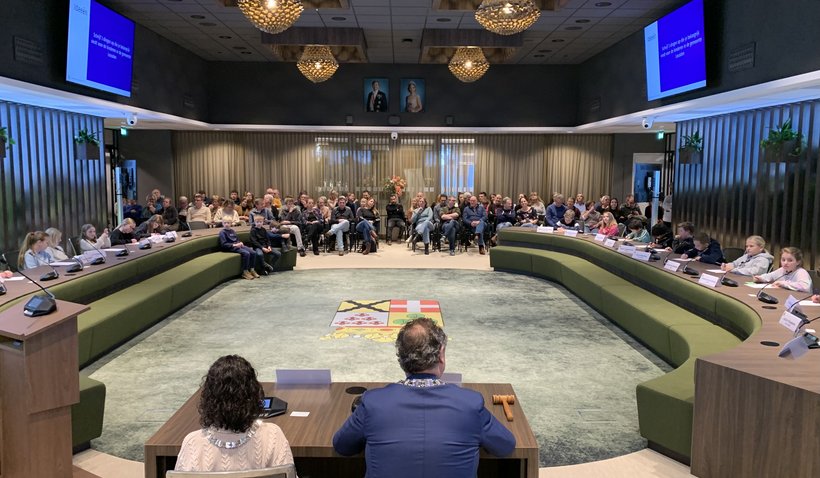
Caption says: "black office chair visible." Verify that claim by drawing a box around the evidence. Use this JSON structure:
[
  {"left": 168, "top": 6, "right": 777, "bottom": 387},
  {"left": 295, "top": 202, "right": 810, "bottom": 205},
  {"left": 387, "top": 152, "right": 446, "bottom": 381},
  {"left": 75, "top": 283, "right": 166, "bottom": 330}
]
[{"left": 722, "top": 247, "right": 744, "bottom": 263}]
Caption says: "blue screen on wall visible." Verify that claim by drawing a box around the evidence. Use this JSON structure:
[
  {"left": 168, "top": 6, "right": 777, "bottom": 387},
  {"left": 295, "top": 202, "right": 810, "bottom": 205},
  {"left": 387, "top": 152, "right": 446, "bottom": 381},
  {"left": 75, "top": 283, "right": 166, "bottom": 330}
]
[
  {"left": 66, "top": 0, "right": 135, "bottom": 97},
  {"left": 644, "top": 0, "right": 705, "bottom": 101}
]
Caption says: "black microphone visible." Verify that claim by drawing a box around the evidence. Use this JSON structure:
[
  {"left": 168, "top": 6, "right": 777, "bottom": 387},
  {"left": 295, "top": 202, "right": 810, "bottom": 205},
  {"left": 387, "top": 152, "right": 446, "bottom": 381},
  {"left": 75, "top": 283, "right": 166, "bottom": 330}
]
[
  {"left": 66, "top": 256, "right": 83, "bottom": 273},
  {"left": 138, "top": 239, "right": 152, "bottom": 250},
  {"left": 682, "top": 260, "right": 700, "bottom": 277},
  {"left": 180, "top": 220, "right": 193, "bottom": 237},
  {"left": 0, "top": 253, "right": 57, "bottom": 317},
  {"left": 116, "top": 245, "right": 130, "bottom": 257},
  {"left": 31, "top": 252, "right": 60, "bottom": 281},
  {"left": 756, "top": 272, "right": 788, "bottom": 305},
  {"left": 83, "top": 239, "right": 107, "bottom": 265},
  {"left": 793, "top": 314, "right": 820, "bottom": 338},
  {"left": 786, "top": 291, "right": 817, "bottom": 320}
]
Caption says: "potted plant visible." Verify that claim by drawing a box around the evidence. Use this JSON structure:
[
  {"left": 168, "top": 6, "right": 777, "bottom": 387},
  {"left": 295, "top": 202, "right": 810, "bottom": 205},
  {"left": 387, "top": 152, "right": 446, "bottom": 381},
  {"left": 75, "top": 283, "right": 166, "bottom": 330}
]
[
  {"left": 760, "top": 119, "right": 804, "bottom": 163},
  {"left": 0, "top": 126, "right": 15, "bottom": 160},
  {"left": 678, "top": 131, "right": 703, "bottom": 164},
  {"left": 74, "top": 129, "right": 101, "bottom": 160}
]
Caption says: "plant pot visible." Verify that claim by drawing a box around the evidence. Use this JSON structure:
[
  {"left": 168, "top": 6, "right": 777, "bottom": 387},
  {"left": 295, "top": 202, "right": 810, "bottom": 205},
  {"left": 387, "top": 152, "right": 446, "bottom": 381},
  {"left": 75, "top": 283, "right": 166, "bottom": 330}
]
[
  {"left": 678, "top": 148, "right": 701, "bottom": 165},
  {"left": 75, "top": 142, "right": 100, "bottom": 160},
  {"left": 763, "top": 138, "right": 800, "bottom": 163}
]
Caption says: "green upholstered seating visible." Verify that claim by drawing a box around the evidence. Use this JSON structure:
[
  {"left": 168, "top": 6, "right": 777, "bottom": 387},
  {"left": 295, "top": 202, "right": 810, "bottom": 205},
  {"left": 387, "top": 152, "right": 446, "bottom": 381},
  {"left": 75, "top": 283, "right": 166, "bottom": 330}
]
[
  {"left": 73, "top": 374, "right": 106, "bottom": 450},
  {"left": 490, "top": 230, "right": 761, "bottom": 462}
]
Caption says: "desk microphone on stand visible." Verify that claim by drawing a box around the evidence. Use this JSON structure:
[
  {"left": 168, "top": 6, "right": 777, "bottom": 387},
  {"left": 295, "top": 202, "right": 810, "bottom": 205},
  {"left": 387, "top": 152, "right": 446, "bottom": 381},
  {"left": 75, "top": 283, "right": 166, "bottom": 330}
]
[
  {"left": 756, "top": 272, "right": 787, "bottom": 305},
  {"left": 33, "top": 254, "right": 60, "bottom": 281},
  {"left": 0, "top": 253, "right": 57, "bottom": 317},
  {"left": 83, "top": 240, "right": 107, "bottom": 265},
  {"left": 682, "top": 261, "right": 700, "bottom": 277}
]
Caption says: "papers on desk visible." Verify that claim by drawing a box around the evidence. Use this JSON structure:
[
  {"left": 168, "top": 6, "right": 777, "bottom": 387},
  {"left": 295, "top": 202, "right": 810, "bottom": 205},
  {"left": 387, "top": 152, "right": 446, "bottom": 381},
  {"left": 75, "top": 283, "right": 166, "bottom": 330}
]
[
  {"left": 51, "top": 261, "right": 78, "bottom": 266},
  {"left": 799, "top": 300, "right": 820, "bottom": 307},
  {"left": 103, "top": 248, "right": 123, "bottom": 252},
  {"left": 290, "top": 411, "right": 310, "bottom": 417},
  {"left": 706, "top": 269, "right": 724, "bottom": 274},
  {"left": 676, "top": 257, "right": 695, "bottom": 262},
  {"left": 744, "top": 283, "right": 769, "bottom": 289},
  {"left": 0, "top": 277, "right": 24, "bottom": 281}
]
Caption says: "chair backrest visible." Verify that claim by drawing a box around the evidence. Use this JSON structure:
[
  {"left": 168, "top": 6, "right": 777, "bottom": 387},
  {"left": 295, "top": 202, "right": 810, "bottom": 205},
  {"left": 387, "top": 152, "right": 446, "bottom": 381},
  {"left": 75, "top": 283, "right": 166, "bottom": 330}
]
[
  {"left": 809, "top": 270, "right": 820, "bottom": 293},
  {"left": 68, "top": 236, "right": 82, "bottom": 256},
  {"left": 722, "top": 247, "right": 744, "bottom": 263},
  {"left": 617, "top": 223, "right": 626, "bottom": 237},
  {"left": 188, "top": 221, "right": 209, "bottom": 230},
  {"left": 166, "top": 464, "right": 296, "bottom": 478}
]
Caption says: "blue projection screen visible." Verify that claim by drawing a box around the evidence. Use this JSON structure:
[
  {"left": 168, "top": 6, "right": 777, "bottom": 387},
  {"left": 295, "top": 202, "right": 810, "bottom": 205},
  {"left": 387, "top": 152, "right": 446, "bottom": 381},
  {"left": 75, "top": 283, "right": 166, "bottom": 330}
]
[
  {"left": 66, "top": 0, "right": 135, "bottom": 97},
  {"left": 644, "top": 0, "right": 705, "bottom": 101}
]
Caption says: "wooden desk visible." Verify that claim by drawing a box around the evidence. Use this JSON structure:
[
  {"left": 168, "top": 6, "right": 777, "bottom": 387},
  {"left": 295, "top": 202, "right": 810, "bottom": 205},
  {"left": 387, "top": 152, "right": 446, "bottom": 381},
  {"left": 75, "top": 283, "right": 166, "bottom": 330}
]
[{"left": 144, "top": 382, "right": 539, "bottom": 478}]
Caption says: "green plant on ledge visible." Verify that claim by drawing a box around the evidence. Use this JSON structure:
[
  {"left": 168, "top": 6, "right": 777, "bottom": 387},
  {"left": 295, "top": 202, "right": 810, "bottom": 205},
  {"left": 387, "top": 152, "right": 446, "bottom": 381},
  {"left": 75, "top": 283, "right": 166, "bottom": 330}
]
[
  {"left": 0, "top": 126, "right": 16, "bottom": 148},
  {"left": 760, "top": 118, "right": 804, "bottom": 158},
  {"left": 74, "top": 129, "right": 100, "bottom": 146},
  {"left": 680, "top": 131, "right": 703, "bottom": 153}
]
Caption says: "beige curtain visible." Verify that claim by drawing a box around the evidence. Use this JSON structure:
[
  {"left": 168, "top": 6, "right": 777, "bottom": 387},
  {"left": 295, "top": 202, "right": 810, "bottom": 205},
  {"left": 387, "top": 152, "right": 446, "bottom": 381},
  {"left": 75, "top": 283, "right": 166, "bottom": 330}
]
[{"left": 173, "top": 132, "right": 613, "bottom": 211}]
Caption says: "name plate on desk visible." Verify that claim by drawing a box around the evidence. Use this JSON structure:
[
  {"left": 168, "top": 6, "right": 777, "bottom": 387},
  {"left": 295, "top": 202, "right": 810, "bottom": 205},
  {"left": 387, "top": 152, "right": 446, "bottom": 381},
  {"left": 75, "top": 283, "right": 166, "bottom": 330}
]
[
  {"left": 632, "top": 251, "right": 652, "bottom": 261},
  {"left": 604, "top": 239, "right": 616, "bottom": 248},
  {"left": 698, "top": 274, "right": 721, "bottom": 288},
  {"left": 779, "top": 311, "right": 804, "bottom": 332},
  {"left": 619, "top": 245, "right": 637, "bottom": 255},
  {"left": 536, "top": 226, "right": 554, "bottom": 234},
  {"left": 564, "top": 230, "right": 578, "bottom": 237},
  {"left": 664, "top": 260, "right": 681, "bottom": 272},
  {"left": 594, "top": 233, "right": 606, "bottom": 242}
]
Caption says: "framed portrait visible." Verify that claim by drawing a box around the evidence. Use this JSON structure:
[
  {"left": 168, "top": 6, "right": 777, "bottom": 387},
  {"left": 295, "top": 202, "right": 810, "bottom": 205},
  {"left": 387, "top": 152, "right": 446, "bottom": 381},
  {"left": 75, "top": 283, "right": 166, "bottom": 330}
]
[
  {"left": 400, "top": 79, "right": 425, "bottom": 113},
  {"left": 363, "top": 78, "right": 389, "bottom": 112}
]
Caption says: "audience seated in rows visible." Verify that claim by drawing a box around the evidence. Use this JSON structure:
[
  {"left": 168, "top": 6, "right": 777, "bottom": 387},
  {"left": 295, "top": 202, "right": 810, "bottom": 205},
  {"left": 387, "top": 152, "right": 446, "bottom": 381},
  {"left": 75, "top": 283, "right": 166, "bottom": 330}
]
[
  {"left": 410, "top": 197, "right": 435, "bottom": 255},
  {"left": 385, "top": 194, "right": 405, "bottom": 245},
  {"left": 462, "top": 195, "right": 487, "bottom": 255},
  {"left": 326, "top": 196, "right": 354, "bottom": 256},
  {"left": 545, "top": 194, "right": 567, "bottom": 228}
]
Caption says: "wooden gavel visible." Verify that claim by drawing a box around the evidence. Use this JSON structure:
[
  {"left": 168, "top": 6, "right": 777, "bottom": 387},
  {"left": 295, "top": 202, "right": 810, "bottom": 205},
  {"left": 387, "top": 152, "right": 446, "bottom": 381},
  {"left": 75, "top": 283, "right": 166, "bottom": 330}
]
[{"left": 492, "top": 394, "right": 515, "bottom": 422}]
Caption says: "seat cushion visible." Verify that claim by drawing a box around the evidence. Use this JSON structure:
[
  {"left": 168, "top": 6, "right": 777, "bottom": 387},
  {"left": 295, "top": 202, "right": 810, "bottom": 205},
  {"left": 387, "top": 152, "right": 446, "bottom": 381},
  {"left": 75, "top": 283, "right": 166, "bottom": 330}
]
[
  {"left": 72, "top": 374, "right": 106, "bottom": 447},
  {"left": 636, "top": 360, "right": 697, "bottom": 458},
  {"left": 490, "top": 246, "right": 533, "bottom": 274}
]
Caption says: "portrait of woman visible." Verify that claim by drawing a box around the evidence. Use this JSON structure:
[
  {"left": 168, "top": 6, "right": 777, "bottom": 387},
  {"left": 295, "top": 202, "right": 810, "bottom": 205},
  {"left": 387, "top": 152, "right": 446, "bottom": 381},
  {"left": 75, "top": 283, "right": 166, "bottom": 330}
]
[{"left": 401, "top": 79, "right": 425, "bottom": 113}]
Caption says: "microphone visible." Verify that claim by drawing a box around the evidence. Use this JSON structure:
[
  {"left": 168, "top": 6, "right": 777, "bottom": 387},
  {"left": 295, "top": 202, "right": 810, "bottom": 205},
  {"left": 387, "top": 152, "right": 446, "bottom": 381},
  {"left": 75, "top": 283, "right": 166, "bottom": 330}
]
[
  {"left": 682, "top": 261, "right": 700, "bottom": 277},
  {"left": 32, "top": 252, "right": 60, "bottom": 281},
  {"left": 116, "top": 246, "right": 129, "bottom": 257},
  {"left": 792, "top": 314, "right": 820, "bottom": 338},
  {"left": 180, "top": 220, "right": 193, "bottom": 237},
  {"left": 786, "top": 291, "right": 817, "bottom": 320},
  {"left": 83, "top": 239, "right": 107, "bottom": 265},
  {"left": 138, "top": 239, "right": 152, "bottom": 250},
  {"left": 756, "top": 272, "right": 787, "bottom": 305},
  {"left": 0, "top": 253, "right": 57, "bottom": 317},
  {"left": 66, "top": 256, "right": 83, "bottom": 273}
]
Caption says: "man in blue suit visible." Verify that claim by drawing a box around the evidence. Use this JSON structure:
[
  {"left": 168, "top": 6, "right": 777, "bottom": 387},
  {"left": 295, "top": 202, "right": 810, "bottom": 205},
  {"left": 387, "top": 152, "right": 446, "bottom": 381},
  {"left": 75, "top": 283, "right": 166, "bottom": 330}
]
[{"left": 332, "top": 318, "right": 516, "bottom": 478}]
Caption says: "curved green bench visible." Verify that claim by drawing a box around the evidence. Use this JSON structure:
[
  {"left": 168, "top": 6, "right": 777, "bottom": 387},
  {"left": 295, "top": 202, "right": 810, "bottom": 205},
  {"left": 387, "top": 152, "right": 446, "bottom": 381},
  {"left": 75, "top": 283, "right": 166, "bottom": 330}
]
[
  {"left": 490, "top": 229, "right": 761, "bottom": 462},
  {"left": 1, "top": 231, "right": 296, "bottom": 450}
]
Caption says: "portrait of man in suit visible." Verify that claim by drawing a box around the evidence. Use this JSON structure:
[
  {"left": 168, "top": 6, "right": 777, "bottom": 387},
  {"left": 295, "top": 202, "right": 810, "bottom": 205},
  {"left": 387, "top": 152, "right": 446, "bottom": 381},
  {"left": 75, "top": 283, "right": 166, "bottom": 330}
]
[{"left": 364, "top": 78, "right": 388, "bottom": 112}]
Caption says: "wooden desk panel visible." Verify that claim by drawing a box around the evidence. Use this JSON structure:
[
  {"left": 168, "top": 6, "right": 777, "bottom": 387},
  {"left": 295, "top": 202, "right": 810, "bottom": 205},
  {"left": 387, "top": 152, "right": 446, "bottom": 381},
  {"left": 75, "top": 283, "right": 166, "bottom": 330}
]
[{"left": 144, "top": 382, "right": 539, "bottom": 478}]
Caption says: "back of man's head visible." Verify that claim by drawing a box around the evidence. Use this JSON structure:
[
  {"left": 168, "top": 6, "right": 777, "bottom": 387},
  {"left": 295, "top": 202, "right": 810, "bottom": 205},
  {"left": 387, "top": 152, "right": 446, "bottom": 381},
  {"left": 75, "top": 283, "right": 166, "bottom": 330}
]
[{"left": 396, "top": 318, "right": 447, "bottom": 374}]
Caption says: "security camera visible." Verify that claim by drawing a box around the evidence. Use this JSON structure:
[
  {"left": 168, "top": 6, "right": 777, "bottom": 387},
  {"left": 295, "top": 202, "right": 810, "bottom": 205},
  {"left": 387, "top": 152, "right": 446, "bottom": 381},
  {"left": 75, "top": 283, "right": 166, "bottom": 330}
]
[
  {"left": 126, "top": 114, "right": 138, "bottom": 126},
  {"left": 390, "top": 132, "right": 398, "bottom": 141},
  {"left": 641, "top": 117, "right": 654, "bottom": 129}
]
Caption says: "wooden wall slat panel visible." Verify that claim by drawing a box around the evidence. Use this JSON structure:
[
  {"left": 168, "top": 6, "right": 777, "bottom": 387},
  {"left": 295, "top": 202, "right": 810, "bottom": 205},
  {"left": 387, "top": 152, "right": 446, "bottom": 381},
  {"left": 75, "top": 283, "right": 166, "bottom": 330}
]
[
  {"left": 676, "top": 100, "right": 820, "bottom": 269},
  {"left": 0, "top": 101, "right": 109, "bottom": 255}
]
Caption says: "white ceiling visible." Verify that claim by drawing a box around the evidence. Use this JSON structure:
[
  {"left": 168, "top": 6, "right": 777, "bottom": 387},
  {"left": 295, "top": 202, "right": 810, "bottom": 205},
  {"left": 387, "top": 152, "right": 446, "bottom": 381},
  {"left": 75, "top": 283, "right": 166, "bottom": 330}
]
[{"left": 100, "top": 0, "right": 686, "bottom": 64}]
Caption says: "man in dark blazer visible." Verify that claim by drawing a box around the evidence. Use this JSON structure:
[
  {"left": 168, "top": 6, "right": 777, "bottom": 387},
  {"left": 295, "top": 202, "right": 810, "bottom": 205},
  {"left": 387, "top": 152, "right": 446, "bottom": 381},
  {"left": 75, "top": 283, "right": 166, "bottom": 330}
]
[
  {"left": 366, "top": 80, "right": 387, "bottom": 112},
  {"left": 332, "top": 318, "right": 516, "bottom": 478}
]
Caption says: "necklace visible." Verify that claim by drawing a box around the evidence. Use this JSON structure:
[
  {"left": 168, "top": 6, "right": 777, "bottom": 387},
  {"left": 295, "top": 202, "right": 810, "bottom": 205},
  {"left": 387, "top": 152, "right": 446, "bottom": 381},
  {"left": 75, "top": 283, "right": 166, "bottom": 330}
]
[
  {"left": 399, "top": 378, "right": 445, "bottom": 388},
  {"left": 205, "top": 419, "right": 261, "bottom": 449}
]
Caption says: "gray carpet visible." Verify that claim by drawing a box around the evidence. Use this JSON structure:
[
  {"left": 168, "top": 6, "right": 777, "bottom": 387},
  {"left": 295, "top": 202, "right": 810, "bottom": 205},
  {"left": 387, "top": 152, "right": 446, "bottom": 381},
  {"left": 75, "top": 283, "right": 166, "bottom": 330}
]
[{"left": 84, "top": 269, "right": 670, "bottom": 467}]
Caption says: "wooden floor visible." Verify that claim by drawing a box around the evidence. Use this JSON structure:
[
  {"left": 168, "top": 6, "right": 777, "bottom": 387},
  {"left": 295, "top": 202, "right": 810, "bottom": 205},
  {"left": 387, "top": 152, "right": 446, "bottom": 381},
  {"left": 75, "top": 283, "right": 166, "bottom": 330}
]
[{"left": 73, "top": 244, "right": 695, "bottom": 477}]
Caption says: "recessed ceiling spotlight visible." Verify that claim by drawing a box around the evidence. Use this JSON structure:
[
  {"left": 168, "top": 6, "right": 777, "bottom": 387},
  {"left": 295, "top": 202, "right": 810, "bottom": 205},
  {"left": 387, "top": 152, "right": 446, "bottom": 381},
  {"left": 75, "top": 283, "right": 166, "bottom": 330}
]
[
  {"left": 594, "top": 1, "right": 612, "bottom": 6},
  {"left": 402, "top": 38, "right": 413, "bottom": 43},
  {"left": 190, "top": 14, "right": 206, "bottom": 19},
  {"left": 331, "top": 16, "right": 347, "bottom": 21},
  {"left": 551, "top": 39, "right": 565, "bottom": 42},
  {"left": 575, "top": 19, "right": 590, "bottom": 23},
  {"left": 200, "top": 22, "right": 216, "bottom": 27},
  {"left": 565, "top": 26, "right": 582, "bottom": 30},
  {"left": 436, "top": 18, "right": 452, "bottom": 22},
  {"left": 218, "top": 35, "right": 232, "bottom": 39}
]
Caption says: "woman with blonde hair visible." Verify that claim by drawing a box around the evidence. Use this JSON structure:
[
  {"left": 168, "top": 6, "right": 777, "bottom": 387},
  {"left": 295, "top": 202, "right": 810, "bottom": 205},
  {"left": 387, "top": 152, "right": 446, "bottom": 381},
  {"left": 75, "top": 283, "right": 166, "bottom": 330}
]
[
  {"left": 595, "top": 211, "right": 620, "bottom": 237},
  {"left": 753, "top": 247, "right": 813, "bottom": 292},
  {"left": 18, "top": 231, "right": 52, "bottom": 270},
  {"left": 135, "top": 214, "right": 166, "bottom": 239},
  {"left": 110, "top": 218, "right": 138, "bottom": 245},
  {"left": 214, "top": 199, "right": 241, "bottom": 226},
  {"left": 44, "top": 227, "right": 69, "bottom": 260}
]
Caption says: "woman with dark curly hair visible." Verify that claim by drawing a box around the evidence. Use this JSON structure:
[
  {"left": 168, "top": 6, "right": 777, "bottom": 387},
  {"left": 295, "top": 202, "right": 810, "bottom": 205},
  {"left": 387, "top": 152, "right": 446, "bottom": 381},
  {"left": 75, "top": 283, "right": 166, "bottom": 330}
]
[{"left": 174, "top": 355, "right": 294, "bottom": 471}]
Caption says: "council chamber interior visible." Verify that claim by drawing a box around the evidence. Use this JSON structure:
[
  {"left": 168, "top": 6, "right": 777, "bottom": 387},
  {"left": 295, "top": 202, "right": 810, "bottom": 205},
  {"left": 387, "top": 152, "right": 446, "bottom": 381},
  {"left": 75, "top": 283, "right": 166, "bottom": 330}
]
[{"left": 1, "top": 0, "right": 820, "bottom": 477}]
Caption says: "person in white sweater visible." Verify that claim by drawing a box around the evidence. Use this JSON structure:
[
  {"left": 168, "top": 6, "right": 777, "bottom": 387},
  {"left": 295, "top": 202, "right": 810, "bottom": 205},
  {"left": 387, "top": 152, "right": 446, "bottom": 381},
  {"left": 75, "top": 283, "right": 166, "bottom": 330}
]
[
  {"left": 721, "top": 235, "right": 773, "bottom": 276},
  {"left": 175, "top": 355, "right": 294, "bottom": 472},
  {"left": 753, "top": 246, "right": 813, "bottom": 292},
  {"left": 79, "top": 223, "right": 111, "bottom": 252}
]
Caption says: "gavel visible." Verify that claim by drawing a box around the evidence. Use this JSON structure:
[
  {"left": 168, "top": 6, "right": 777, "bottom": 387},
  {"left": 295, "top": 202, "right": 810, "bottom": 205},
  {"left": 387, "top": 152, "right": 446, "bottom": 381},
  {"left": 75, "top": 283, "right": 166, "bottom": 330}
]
[{"left": 492, "top": 394, "right": 515, "bottom": 421}]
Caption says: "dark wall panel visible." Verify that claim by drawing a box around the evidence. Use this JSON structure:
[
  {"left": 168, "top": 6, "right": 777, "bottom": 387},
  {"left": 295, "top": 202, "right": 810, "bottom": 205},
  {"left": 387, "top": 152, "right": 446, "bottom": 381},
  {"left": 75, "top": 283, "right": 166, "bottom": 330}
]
[
  {"left": 578, "top": 0, "right": 820, "bottom": 124},
  {"left": 675, "top": 100, "right": 820, "bottom": 269},
  {"left": 0, "top": 101, "right": 110, "bottom": 254},
  {"left": 207, "top": 62, "right": 579, "bottom": 127},
  {"left": 0, "top": 0, "right": 209, "bottom": 121}
]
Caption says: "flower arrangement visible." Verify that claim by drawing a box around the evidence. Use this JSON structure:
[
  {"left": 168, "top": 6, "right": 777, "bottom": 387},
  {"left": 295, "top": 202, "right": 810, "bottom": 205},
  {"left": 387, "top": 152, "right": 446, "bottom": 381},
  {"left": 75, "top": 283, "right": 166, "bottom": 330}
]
[{"left": 383, "top": 175, "right": 407, "bottom": 197}]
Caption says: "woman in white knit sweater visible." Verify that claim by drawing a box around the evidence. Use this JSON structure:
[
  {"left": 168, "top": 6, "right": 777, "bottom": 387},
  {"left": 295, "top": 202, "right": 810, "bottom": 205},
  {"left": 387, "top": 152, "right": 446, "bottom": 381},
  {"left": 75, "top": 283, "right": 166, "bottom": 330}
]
[{"left": 175, "top": 355, "right": 294, "bottom": 472}]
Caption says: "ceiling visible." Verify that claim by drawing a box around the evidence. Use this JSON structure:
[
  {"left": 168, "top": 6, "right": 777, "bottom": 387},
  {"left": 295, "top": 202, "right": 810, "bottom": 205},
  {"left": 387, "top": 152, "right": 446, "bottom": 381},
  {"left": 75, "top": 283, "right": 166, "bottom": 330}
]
[{"left": 100, "top": 0, "right": 687, "bottom": 65}]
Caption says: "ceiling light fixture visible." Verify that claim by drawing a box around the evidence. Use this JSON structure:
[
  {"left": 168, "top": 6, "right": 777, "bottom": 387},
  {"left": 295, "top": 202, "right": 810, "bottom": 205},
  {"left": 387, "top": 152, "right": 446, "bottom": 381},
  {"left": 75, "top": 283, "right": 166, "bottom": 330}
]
[
  {"left": 296, "top": 45, "right": 339, "bottom": 83},
  {"left": 448, "top": 47, "right": 489, "bottom": 83},
  {"left": 237, "top": 0, "right": 303, "bottom": 35},
  {"left": 475, "top": 0, "right": 541, "bottom": 36}
]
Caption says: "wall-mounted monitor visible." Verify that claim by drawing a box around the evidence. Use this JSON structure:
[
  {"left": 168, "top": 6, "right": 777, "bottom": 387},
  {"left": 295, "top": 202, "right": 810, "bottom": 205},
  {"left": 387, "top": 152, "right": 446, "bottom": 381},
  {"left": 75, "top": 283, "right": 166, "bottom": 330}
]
[
  {"left": 644, "top": 0, "right": 706, "bottom": 101},
  {"left": 66, "top": 0, "right": 135, "bottom": 97}
]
